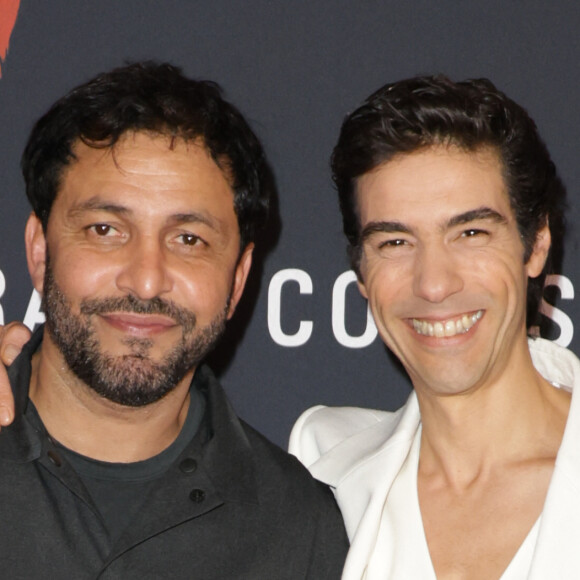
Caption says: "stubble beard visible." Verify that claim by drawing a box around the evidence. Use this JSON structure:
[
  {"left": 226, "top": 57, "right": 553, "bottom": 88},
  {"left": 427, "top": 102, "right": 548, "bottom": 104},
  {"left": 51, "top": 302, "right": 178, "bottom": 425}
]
[{"left": 42, "top": 265, "right": 227, "bottom": 407}]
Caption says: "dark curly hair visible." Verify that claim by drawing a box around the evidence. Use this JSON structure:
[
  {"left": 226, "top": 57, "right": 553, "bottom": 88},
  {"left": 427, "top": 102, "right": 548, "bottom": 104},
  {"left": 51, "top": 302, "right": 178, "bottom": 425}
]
[
  {"left": 331, "top": 74, "right": 565, "bottom": 328},
  {"left": 22, "top": 61, "right": 270, "bottom": 250}
]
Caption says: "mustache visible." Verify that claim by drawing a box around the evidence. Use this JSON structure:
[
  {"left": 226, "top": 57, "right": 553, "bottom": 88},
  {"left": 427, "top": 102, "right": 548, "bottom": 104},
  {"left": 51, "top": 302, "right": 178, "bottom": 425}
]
[{"left": 80, "top": 295, "right": 197, "bottom": 332}]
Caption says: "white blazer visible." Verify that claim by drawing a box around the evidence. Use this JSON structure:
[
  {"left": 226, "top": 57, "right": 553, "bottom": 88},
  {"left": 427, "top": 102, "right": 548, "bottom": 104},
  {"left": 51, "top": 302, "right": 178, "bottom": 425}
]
[{"left": 289, "top": 338, "right": 580, "bottom": 579}]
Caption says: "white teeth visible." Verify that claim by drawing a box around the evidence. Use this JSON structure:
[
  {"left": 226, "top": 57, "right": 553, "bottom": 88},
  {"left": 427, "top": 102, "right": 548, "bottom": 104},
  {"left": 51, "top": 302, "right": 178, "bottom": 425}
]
[
  {"left": 444, "top": 320, "right": 455, "bottom": 337},
  {"left": 412, "top": 310, "right": 483, "bottom": 337}
]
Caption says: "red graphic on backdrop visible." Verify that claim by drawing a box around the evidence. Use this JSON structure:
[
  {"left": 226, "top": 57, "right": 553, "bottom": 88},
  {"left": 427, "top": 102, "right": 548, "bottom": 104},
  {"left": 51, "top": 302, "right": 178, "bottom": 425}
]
[{"left": 0, "top": 0, "right": 20, "bottom": 78}]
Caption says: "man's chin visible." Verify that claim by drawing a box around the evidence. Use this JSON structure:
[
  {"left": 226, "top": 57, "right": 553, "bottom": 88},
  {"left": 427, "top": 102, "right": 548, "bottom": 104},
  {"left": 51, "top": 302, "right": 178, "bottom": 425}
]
[
  {"left": 90, "top": 384, "right": 177, "bottom": 408},
  {"left": 81, "top": 361, "right": 187, "bottom": 407}
]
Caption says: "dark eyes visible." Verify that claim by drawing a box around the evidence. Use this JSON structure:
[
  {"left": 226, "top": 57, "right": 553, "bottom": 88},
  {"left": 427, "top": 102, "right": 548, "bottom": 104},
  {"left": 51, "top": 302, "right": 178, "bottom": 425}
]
[
  {"left": 89, "top": 224, "right": 115, "bottom": 236},
  {"left": 86, "top": 225, "right": 205, "bottom": 250},
  {"left": 461, "top": 228, "right": 488, "bottom": 238},
  {"left": 378, "top": 238, "right": 407, "bottom": 249},
  {"left": 374, "top": 228, "right": 489, "bottom": 252},
  {"left": 179, "top": 233, "right": 202, "bottom": 246}
]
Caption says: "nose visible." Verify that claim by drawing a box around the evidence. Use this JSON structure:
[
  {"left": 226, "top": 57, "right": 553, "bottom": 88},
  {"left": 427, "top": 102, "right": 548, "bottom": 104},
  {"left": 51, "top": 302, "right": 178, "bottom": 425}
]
[
  {"left": 412, "top": 243, "right": 463, "bottom": 303},
  {"left": 115, "top": 236, "right": 173, "bottom": 300}
]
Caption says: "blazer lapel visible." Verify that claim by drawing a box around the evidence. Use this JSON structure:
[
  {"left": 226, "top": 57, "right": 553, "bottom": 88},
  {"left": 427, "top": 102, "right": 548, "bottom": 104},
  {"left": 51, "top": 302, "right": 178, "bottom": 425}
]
[
  {"left": 309, "top": 394, "right": 421, "bottom": 579},
  {"left": 528, "top": 349, "right": 580, "bottom": 579}
]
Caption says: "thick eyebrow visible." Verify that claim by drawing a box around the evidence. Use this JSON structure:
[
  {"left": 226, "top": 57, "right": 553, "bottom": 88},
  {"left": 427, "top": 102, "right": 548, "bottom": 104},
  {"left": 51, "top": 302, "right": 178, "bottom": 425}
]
[
  {"left": 67, "top": 198, "right": 220, "bottom": 230},
  {"left": 446, "top": 207, "right": 507, "bottom": 229},
  {"left": 361, "top": 221, "right": 411, "bottom": 242},
  {"left": 165, "top": 212, "right": 221, "bottom": 231},
  {"left": 67, "top": 198, "right": 130, "bottom": 218},
  {"left": 360, "top": 206, "right": 507, "bottom": 242}
]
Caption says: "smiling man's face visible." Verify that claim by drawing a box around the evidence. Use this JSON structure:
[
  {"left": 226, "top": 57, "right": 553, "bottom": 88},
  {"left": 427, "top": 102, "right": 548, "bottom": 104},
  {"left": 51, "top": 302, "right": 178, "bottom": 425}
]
[
  {"left": 26, "top": 131, "right": 253, "bottom": 406},
  {"left": 355, "top": 145, "right": 550, "bottom": 398}
]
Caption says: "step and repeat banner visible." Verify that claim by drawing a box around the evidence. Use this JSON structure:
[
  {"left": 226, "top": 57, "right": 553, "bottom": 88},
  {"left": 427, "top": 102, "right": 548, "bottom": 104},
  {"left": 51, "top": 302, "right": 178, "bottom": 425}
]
[{"left": 1, "top": 1, "right": 579, "bottom": 446}]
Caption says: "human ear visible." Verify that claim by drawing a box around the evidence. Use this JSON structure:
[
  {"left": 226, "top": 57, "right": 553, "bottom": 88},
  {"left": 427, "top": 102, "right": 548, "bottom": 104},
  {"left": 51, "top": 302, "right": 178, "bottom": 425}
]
[
  {"left": 526, "top": 222, "right": 551, "bottom": 278},
  {"left": 226, "top": 243, "right": 254, "bottom": 319},
  {"left": 355, "top": 253, "right": 368, "bottom": 299},
  {"left": 24, "top": 213, "right": 47, "bottom": 294},
  {"left": 357, "top": 277, "right": 368, "bottom": 299}
]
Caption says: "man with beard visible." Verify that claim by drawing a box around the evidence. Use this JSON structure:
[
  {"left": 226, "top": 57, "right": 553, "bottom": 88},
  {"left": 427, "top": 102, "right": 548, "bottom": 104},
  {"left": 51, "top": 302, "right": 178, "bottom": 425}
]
[{"left": 0, "top": 61, "right": 348, "bottom": 578}]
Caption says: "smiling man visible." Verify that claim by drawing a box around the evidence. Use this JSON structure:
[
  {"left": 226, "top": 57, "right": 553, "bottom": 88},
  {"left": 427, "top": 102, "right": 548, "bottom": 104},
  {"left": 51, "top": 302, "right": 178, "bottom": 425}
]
[
  {"left": 0, "top": 61, "right": 348, "bottom": 578},
  {"left": 290, "top": 76, "right": 579, "bottom": 579}
]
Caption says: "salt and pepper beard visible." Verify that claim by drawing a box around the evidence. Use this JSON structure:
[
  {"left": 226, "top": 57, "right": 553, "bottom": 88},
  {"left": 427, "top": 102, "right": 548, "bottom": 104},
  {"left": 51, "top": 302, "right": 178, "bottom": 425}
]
[{"left": 41, "top": 261, "right": 229, "bottom": 407}]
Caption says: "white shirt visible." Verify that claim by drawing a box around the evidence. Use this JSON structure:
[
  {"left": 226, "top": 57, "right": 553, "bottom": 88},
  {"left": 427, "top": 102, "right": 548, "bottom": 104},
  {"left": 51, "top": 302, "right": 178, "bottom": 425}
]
[
  {"left": 366, "top": 425, "right": 541, "bottom": 578},
  {"left": 290, "top": 338, "right": 580, "bottom": 579}
]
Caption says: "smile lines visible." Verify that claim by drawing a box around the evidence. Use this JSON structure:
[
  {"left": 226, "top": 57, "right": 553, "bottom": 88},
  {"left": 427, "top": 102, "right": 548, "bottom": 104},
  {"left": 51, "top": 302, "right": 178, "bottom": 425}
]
[{"left": 412, "top": 310, "right": 483, "bottom": 338}]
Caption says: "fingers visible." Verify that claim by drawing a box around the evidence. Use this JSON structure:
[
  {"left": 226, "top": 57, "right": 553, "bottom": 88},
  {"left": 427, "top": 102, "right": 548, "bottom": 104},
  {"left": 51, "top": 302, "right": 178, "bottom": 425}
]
[
  {"left": 0, "top": 364, "right": 14, "bottom": 426},
  {"left": 0, "top": 322, "right": 32, "bottom": 427},
  {"left": 0, "top": 321, "right": 31, "bottom": 366}
]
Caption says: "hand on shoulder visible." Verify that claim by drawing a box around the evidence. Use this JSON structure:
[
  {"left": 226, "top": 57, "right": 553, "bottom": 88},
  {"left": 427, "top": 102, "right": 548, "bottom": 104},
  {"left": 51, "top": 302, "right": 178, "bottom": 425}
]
[{"left": 0, "top": 322, "right": 31, "bottom": 426}]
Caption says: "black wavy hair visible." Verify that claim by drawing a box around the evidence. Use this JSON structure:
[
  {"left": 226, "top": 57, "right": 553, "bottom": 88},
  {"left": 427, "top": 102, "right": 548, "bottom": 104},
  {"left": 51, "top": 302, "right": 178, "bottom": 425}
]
[
  {"left": 331, "top": 75, "right": 566, "bottom": 328},
  {"left": 22, "top": 61, "right": 270, "bottom": 250}
]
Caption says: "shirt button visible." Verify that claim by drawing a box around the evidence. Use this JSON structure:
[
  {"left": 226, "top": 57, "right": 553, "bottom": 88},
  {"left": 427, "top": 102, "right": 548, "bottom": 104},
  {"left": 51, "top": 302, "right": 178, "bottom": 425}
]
[
  {"left": 47, "top": 450, "right": 62, "bottom": 467},
  {"left": 189, "top": 489, "right": 205, "bottom": 503},
  {"left": 179, "top": 458, "right": 198, "bottom": 473}
]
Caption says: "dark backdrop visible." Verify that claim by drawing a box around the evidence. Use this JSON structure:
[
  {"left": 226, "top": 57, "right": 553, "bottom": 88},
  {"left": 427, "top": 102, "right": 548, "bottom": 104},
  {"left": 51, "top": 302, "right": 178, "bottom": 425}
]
[{"left": 1, "top": 1, "right": 579, "bottom": 447}]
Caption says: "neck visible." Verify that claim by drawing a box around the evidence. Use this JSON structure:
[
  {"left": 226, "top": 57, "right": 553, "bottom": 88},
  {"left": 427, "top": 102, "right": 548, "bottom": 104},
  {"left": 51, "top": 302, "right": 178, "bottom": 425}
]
[
  {"left": 416, "top": 343, "right": 571, "bottom": 490},
  {"left": 28, "top": 337, "right": 195, "bottom": 463}
]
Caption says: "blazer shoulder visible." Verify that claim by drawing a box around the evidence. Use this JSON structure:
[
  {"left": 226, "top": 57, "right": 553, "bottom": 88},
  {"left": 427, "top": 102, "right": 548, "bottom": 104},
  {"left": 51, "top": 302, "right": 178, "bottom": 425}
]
[{"left": 289, "top": 404, "right": 396, "bottom": 467}]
